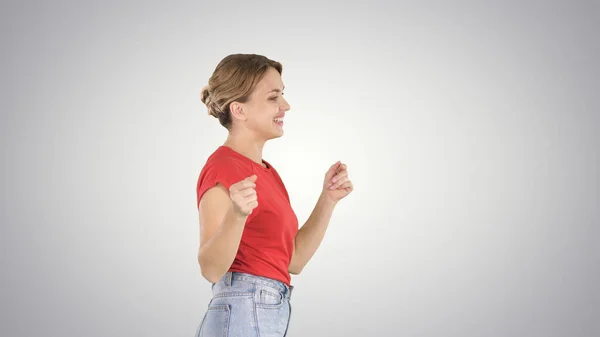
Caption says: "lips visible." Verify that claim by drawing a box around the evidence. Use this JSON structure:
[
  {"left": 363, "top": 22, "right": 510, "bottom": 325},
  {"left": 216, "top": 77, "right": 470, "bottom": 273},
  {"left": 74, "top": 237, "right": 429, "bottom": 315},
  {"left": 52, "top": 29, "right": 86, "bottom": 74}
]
[{"left": 274, "top": 112, "right": 284, "bottom": 125}]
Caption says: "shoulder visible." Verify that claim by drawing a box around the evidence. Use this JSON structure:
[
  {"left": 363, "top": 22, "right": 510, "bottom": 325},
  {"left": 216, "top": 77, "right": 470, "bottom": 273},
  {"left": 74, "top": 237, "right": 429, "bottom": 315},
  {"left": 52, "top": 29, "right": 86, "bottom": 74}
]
[
  {"left": 202, "top": 148, "right": 253, "bottom": 177},
  {"left": 196, "top": 147, "right": 254, "bottom": 206}
]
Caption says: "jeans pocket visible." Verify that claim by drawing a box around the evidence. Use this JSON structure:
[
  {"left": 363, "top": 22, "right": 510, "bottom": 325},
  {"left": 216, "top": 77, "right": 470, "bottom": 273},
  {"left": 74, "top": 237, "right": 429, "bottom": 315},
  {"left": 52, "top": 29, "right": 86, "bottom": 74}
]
[
  {"left": 255, "top": 299, "right": 290, "bottom": 337},
  {"left": 256, "top": 287, "right": 285, "bottom": 309},
  {"left": 260, "top": 289, "right": 283, "bottom": 306},
  {"left": 198, "top": 304, "right": 231, "bottom": 337}
]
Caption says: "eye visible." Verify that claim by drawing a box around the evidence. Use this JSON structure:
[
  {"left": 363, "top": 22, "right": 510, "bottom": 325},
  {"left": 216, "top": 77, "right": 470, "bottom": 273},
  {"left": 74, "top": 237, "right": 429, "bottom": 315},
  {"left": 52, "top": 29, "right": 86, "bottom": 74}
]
[{"left": 269, "top": 92, "right": 283, "bottom": 101}]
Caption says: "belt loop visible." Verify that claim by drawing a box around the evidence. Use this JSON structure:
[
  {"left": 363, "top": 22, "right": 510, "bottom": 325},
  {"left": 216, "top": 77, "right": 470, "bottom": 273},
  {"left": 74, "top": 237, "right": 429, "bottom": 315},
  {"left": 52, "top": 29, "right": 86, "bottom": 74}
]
[{"left": 225, "top": 272, "right": 232, "bottom": 286}]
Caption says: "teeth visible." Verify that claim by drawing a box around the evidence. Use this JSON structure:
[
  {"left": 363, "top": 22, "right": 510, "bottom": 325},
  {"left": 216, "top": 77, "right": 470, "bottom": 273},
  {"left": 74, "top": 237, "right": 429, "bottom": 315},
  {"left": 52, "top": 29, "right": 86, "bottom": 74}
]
[{"left": 274, "top": 118, "right": 283, "bottom": 122}]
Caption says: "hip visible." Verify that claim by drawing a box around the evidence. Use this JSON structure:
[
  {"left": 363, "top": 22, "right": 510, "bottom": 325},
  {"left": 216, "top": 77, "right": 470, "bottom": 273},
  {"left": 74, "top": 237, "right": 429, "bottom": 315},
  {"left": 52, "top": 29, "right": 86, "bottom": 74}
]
[{"left": 195, "top": 272, "right": 294, "bottom": 337}]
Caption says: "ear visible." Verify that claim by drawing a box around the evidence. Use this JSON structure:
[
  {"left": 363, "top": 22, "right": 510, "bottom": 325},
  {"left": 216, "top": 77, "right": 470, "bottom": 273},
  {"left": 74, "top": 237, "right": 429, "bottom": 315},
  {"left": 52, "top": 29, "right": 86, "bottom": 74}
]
[{"left": 229, "top": 101, "right": 247, "bottom": 122}]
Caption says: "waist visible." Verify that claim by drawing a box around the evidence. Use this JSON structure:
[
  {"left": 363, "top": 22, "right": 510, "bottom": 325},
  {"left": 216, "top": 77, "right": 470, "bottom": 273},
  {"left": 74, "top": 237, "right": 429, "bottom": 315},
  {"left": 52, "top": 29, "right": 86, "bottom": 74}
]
[
  {"left": 229, "top": 248, "right": 293, "bottom": 285},
  {"left": 212, "top": 271, "right": 294, "bottom": 300}
]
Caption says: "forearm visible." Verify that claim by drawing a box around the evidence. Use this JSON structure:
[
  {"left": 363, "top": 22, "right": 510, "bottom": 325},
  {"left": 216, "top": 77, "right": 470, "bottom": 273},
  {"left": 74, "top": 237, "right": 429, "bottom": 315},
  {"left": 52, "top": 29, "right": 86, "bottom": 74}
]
[
  {"left": 198, "top": 210, "right": 247, "bottom": 282},
  {"left": 290, "top": 193, "right": 337, "bottom": 273}
]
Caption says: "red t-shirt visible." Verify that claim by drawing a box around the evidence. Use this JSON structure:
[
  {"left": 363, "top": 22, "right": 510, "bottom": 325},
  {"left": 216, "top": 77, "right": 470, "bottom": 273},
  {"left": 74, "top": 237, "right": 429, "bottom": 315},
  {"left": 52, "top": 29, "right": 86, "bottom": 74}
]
[{"left": 196, "top": 146, "right": 299, "bottom": 285}]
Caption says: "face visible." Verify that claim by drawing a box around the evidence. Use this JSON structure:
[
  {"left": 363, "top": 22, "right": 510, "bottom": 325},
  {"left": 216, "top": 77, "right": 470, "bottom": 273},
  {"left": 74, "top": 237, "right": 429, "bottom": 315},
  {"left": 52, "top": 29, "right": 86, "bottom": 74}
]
[{"left": 233, "top": 67, "right": 291, "bottom": 140}]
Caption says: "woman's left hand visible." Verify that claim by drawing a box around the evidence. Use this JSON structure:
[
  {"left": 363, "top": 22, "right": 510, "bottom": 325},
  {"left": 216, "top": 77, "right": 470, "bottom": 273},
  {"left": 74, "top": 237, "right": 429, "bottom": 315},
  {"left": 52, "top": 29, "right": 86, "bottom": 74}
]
[{"left": 322, "top": 161, "right": 354, "bottom": 203}]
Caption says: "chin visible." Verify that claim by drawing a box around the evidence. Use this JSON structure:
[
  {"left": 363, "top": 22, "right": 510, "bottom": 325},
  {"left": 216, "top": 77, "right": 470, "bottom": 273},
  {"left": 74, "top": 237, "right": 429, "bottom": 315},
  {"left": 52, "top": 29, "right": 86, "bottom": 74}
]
[
  {"left": 260, "top": 122, "right": 284, "bottom": 141},
  {"left": 266, "top": 126, "right": 284, "bottom": 140},
  {"left": 266, "top": 131, "right": 284, "bottom": 140}
]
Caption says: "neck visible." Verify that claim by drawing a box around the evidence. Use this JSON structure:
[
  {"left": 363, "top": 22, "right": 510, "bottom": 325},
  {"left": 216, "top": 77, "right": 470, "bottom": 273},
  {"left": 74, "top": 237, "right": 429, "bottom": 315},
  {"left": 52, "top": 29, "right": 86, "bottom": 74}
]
[{"left": 223, "top": 130, "right": 266, "bottom": 166}]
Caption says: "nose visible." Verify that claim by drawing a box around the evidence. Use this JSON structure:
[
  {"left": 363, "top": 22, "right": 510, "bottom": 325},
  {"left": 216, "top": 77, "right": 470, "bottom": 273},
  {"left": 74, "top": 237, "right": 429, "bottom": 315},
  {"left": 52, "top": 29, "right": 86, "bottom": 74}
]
[{"left": 281, "top": 96, "right": 291, "bottom": 111}]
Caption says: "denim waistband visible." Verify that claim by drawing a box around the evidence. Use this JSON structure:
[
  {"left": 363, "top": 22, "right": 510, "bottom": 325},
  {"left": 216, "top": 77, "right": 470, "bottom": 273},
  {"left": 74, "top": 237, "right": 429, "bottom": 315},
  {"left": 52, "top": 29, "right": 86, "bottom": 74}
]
[{"left": 216, "top": 272, "right": 293, "bottom": 300}]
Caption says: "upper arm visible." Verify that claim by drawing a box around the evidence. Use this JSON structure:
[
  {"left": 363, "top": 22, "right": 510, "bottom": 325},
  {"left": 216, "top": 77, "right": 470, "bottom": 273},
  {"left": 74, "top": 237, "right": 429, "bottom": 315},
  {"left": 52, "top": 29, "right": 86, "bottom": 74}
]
[
  {"left": 198, "top": 184, "right": 232, "bottom": 249},
  {"left": 288, "top": 236, "right": 301, "bottom": 274},
  {"left": 196, "top": 157, "right": 250, "bottom": 251}
]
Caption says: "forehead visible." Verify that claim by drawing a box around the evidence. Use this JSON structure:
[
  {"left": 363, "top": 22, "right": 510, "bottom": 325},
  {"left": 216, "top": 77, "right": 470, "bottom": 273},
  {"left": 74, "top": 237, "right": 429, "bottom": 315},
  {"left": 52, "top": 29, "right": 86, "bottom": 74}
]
[{"left": 254, "top": 67, "right": 284, "bottom": 94}]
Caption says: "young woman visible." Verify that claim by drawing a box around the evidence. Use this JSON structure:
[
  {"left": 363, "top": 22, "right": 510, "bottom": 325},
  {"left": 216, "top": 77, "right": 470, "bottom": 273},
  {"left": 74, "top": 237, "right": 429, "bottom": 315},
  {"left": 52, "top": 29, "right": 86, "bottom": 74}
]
[{"left": 194, "top": 54, "right": 353, "bottom": 337}]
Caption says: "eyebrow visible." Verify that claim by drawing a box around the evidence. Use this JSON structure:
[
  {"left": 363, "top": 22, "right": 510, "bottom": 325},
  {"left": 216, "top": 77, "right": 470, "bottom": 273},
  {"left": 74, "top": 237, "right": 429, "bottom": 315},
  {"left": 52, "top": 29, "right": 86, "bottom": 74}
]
[{"left": 268, "top": 86, "right": 285, "bottom": 94}]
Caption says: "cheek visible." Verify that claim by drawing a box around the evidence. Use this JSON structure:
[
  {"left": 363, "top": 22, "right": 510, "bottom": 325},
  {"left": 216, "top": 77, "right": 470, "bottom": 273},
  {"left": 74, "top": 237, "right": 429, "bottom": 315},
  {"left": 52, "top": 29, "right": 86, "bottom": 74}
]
[{"left": 247, "top": 107, "right": 275, "bottom": 128}]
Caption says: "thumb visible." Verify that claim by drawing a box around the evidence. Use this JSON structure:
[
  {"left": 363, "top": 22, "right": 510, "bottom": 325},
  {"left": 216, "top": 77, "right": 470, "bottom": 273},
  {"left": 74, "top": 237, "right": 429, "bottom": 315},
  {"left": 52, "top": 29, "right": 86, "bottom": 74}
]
[
  {"left": 247, "top": 174, "right": 258, "bottom": 182},
  {"left": 327, "top": 161, "right": 342, "bottom": 175}
]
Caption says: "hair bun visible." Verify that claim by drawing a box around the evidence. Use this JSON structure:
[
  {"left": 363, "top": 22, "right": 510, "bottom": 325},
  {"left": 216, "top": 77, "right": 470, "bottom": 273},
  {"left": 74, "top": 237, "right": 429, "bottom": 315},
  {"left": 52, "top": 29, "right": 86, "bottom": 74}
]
[
  {"left": 200, "top": 85, "right": 211, "bottom": 105},
  {"left": 201, "top": 85, "right": 220, "bottom": 117}
]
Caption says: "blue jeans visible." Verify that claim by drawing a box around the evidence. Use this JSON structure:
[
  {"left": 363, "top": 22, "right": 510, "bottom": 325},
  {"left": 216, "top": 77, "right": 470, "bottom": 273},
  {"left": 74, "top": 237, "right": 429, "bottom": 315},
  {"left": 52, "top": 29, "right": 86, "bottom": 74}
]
[{"left": 195, "top": 272, "right": 293, "bottom": 337}]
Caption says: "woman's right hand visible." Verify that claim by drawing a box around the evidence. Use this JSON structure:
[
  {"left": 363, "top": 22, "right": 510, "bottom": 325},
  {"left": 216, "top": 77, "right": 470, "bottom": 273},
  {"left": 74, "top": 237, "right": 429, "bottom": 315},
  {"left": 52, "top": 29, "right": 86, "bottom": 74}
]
[{"left": 229, "top": 175, "right": 259, "bottom": 217}]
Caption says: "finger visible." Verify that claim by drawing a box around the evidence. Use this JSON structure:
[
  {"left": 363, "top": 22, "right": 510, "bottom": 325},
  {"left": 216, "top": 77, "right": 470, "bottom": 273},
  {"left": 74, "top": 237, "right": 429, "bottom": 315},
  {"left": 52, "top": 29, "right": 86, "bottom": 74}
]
[
  {"left": 240, "top": 194, "right": 258, "bottom": 204},
  {"left": 340, "top": 181, "right": 353, "bottom": 191},
  {"left": 230, "top": 187, "right": 255, "bottom": 202},
  {"left": 330, "top": 170, "right": 348, "bottom": 184},
  {"left": 330, "top": 176, "right": 349, "bottom": 190},
  {"left": 326, "top": 161, "right": 342, "bottom": 177},
  {"left": 329, "top": 161, "right": 341, "bottom": 171},
  {"left": 232, "top": 174, "right": 257, "bottom": 188},
  {"left": 237, "top": 187, "right": 256, "bottom": 198},
  {"left": 231, "top": 191, "right": 256, "bottom": 207},
  {"left": 235, "top": 196, "right": 258, "bottom": 215},
  {"left": 232, "top": 180, "right": 256, "bottom": 191},
  {"left": 246, "top": 201, "right": 259, "bottom": 214}
]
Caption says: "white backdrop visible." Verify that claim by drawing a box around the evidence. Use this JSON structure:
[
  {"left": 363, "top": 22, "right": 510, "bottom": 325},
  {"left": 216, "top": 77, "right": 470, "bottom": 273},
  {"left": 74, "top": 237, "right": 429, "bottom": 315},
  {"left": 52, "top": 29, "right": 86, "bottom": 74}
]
[{"left": 1, "top": 1, "right": 599, "bottom": 336}]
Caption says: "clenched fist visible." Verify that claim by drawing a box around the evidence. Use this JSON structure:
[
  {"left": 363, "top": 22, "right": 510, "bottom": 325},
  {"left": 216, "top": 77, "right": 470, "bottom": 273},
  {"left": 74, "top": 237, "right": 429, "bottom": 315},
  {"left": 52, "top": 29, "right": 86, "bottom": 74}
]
[
  {"left": 322, "top": 161, "right": 353, "bottom": 203},
  {"left": 229, "top": 175, "right": 259, "bottom": 217}
]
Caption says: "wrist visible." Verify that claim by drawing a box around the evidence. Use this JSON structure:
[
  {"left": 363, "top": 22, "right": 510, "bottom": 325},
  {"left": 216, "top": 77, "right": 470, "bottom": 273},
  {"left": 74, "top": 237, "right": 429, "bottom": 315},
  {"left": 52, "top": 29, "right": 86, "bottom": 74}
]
[{"left": 319, "top": 192, "right": 338, "bottom": 208}]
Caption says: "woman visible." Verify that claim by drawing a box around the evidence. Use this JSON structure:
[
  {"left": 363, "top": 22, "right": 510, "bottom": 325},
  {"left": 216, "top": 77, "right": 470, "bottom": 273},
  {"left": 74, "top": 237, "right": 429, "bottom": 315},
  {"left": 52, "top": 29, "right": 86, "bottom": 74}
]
[{"left": 194, "top": 54, "right": 353, "bottom": 337}]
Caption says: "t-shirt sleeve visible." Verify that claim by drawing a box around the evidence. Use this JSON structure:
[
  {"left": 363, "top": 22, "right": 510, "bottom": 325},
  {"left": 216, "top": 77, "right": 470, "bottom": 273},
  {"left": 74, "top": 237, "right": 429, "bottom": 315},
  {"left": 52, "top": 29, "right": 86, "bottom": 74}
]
[{"left": 196, "top": 157, "right": 252, "bottom": 209}]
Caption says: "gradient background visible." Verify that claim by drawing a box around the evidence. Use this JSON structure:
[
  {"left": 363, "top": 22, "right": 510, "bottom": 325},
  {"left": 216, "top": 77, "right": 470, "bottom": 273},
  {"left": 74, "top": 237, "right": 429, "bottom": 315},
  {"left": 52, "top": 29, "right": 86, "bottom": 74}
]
[{"left": 1, "top": 0, "right": 599, "bottom": 336}]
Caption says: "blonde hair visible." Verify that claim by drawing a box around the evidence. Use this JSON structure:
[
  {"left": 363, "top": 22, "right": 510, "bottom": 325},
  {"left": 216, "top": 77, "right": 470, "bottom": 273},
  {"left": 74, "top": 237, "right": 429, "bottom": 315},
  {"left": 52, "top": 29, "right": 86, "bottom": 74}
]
[{"left": 200, "top": 54, "right": 283, "bottom": 129}]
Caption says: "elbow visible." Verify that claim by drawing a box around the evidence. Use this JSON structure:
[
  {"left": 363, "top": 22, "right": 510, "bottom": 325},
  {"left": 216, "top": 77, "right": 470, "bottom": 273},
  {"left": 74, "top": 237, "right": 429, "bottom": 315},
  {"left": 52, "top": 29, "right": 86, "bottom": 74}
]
[
  {"left": 201, "top": 268, "right": 222, "bottom": 284},
  {"left": 198, "top": 254, "right": 225, "bottom": 283},
  {"left": 288, "top": 264, "right": 304, "bottom": 275},
  {"left": 288, "top": 252, "right": 305, "bottom": 275}
]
